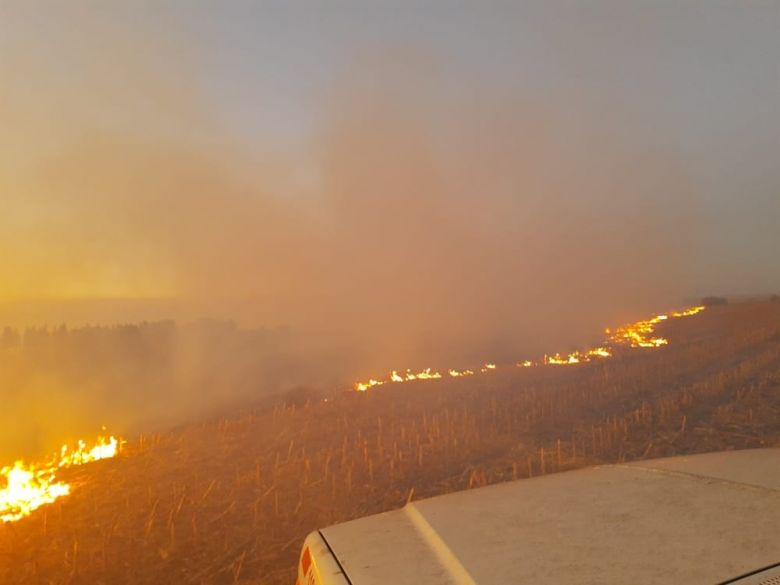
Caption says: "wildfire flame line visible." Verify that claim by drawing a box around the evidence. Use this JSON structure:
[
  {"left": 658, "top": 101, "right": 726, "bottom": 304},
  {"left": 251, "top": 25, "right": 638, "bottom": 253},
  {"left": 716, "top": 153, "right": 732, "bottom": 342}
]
[
  {"left": 353, "top": 305, "right": 705, "bottom": 391},
  {"left": 1, "top": 434, "right": 123, "bottom": 523}
]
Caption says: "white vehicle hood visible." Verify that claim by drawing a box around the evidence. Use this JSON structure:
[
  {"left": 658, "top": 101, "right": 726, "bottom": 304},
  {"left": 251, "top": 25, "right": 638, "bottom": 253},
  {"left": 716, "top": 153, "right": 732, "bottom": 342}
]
[{"left": 320, "top": 448, "right": 780, "bottom": 585}]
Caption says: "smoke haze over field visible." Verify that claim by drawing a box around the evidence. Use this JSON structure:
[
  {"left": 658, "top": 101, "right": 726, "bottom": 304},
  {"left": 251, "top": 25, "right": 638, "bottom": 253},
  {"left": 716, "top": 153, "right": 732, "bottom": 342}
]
[{"left": 1, "top": 2, "right": 778, "bottom": 446}]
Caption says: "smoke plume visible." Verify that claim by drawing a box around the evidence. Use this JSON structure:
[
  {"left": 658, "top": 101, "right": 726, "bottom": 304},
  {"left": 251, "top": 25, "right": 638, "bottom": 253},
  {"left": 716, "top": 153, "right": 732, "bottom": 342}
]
[{"left": 0, "top": 4, "right": 715, "bottom": 454}]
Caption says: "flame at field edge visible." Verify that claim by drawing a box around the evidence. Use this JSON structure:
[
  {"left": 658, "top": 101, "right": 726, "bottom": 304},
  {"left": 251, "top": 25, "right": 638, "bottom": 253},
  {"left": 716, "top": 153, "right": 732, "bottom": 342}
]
[
  {"left": 1, "top": 434, "right": 124, "bottom": 523},
  {"left": 353, "top": 305, "right": 705, "bottom": 391}
]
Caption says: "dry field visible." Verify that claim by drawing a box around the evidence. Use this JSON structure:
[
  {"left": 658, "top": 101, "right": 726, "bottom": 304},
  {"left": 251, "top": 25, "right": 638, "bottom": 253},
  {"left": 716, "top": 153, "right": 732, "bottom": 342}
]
[{"left": 1, "top": 301, "right": 779, "bottom": 585}]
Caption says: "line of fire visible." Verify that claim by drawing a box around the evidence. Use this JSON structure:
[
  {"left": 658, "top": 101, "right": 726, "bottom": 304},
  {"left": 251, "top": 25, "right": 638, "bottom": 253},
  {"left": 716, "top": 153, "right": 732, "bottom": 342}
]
[{"left": 1, "top": 305, "right": 704, "bottom": 523}]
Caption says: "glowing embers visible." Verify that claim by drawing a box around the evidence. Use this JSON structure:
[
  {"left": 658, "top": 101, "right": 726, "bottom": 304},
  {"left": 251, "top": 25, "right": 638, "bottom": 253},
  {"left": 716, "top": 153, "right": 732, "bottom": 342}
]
[
  {"left": 355, "top": 368, "right": 442, "bottom": 392},
  {"left": 448, "top": 368, "right": 475, "bottom": 377},
  {"left": 608, "top": 313, "right": 670, "bottom": 348},
  {"left": 1, "top": 433, "right": 124, "bottom": 523},
  {"left": 604, "top": 306, "right": 704, "bottom": 349},
  {"left": 355, "top": 379, "right": 383, "bottom": 392},
  {"left": 544, "top": 346, "right": 613, "bottom": 366},
  {"left": 588, "top": 347, "right": 612, "bottom": 358},
  {"left": 671, "top": 306, "right": 705, "bottom": 318},
  {"left": 545, "top": 353, "right": 581, "bottom": 365}
]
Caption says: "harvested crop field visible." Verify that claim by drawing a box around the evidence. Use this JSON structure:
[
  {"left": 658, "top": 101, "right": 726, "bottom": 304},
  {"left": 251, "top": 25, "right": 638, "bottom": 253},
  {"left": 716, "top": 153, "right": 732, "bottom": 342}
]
[{"left": 2, "top": 301, "right": 779, "bottom": 585}]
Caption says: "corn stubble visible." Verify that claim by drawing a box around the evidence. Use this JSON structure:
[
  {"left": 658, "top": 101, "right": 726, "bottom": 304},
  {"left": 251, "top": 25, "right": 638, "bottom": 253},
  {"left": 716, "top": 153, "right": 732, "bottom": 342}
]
[{"left": 1, "top": 301, "right": 779, "bottom": 585}]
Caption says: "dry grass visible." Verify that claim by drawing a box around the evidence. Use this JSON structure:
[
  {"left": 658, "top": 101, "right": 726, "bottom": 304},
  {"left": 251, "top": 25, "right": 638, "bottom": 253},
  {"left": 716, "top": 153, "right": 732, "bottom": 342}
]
[{"left": 1, "top": 301, "right": 779, "bottom": 585}]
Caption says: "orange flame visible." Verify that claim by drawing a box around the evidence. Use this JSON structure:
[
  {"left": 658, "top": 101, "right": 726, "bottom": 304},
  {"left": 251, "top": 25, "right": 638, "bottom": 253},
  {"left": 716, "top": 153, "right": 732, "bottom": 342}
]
[
  {"left": 1, "top": 433, "right": 124, "bottom": 523},
  {"left": 355, "top": 368, "right": 443, "bottom": 391},
  {"left": 607, "top": 313, "right": 670, "bottom": 348},
  {"left": 352, "top": 305, "right": 705, "bottom": 390},
  {"left": 670, "top": 306, "right": 705, "bottom": 318}
]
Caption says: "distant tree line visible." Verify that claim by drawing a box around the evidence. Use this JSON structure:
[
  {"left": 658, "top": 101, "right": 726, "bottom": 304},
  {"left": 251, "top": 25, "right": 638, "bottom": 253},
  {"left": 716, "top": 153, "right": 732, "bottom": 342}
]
[{"left": 0, "top": 320, "right": 345, "bottom": 458}]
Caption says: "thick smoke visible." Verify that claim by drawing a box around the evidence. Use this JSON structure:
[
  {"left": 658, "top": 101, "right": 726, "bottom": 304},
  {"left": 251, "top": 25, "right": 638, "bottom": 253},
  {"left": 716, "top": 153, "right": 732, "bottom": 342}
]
[{"left": 0, "top": 5, "right": 712, "bottom": 455}]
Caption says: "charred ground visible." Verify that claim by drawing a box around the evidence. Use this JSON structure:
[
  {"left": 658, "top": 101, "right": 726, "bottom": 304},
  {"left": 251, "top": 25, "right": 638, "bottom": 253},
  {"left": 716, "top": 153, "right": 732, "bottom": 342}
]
[{"left": 2, "top": 300, "right": 780, "bottom": 584}]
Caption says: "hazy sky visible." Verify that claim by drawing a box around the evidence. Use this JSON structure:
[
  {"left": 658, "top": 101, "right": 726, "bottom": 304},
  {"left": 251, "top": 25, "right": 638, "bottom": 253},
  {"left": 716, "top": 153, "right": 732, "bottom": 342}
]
[{"left": 0, "top": 1, "right": 778, "bottom": 359}]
